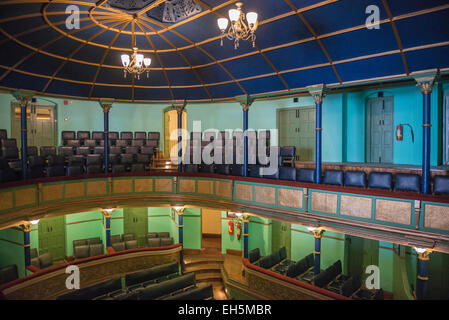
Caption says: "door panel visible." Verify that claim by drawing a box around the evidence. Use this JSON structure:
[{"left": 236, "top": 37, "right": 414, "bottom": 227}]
[
  {"left": 367, "top": 97, "right": 394, "bottom": 163},
  {"left": 124, "top": 208, "right": 148, "bottom": 248},
  {"left": 38, "top": 215, "right": 66, "bottom": 260}
]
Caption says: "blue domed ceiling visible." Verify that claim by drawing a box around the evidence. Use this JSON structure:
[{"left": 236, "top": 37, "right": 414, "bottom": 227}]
[{"left": 0, "top": 0, "right": 448, "bottom": 103}]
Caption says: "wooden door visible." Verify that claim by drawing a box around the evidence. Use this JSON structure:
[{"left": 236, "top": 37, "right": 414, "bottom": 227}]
[
  {"left": 38, "top": 215, "right": 66, "bottom": 261},
  {"left": 366, "top": 97, "right": 394, "bottom": 163},
  {"left": 123, "top": 208, "right": 148, "bottom": 248}
]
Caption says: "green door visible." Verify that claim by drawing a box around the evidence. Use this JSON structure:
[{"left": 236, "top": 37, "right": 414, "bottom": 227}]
[
  {"left": 38, "top": 215, "right": 66, "bottom": 261},
  {"left": 124, "top": 208, "right": 148, "bottom": 248},
  {"left": 367, "top": 97, "right": 394, "bottom": 163},
  {"left": 347, "top": 236, "right": 379, "bottom": 282},
  {"left": 271, "top": 220, "right": 291, "bottom": 259}
]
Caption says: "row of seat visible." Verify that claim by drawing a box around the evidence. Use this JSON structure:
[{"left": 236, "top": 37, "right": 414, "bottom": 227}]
[
  {"left": 30, "top": 249, "right": 53, "bottom": 269},
  {"left": 72, "top": 237, "right": 104, "bottom": 260},
  {"left": 184, "top": 164, "right": 449, "bottom": 195},
  {"left": 61, "top": 131, "right": 160, "bottom": 145}
]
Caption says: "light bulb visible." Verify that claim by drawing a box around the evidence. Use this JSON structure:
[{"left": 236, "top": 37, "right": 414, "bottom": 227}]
[
  {"left": 104, "top": 208, "right": 114, "bottom": 214},
  {"left": 121, "top": 54, "right": 130, "bottom": 67},
  {"left": 235, "top": 212, "right": 242, "bottom": 217},
  {"left": 229, "top": 9, "right": 240, "bottom": 22},
  {"left": 414, "top": 247, "right": 428, "bottom": 254},
  {"left": 143, "top": 58, "right": 151, "bottom": 67},
  {"left": 306, "top": 226, "right": 317, "bottom": 232},
  {"left": 173, "top": 206, "right": 184, "bottom": 211},
  {"left": 217, "top": 18, "right": 229, "bottom": 31},
  {"left": 136, "top": 54, "right": 144, "bottom": 67},
  {"left": 246, "top": 12, "right": 258, "bottom": 25},
  {"left": 30, "top": 219, "right": 40, "bottom": 225}
]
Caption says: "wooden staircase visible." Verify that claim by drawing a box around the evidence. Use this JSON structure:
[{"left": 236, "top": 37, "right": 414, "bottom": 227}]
[{"left": 150, "top": 158, "right": 178, "bottom": 172}]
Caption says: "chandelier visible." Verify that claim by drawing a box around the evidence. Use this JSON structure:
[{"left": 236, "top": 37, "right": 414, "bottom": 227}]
[
  {"left": 121, "top": 47, "right": 151, "bottom": 79},
  {"left": 217, "top": 2, "right": 258, "bottom": 50}
]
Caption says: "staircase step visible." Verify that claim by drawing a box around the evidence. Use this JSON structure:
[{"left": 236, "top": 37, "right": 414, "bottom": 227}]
[
  {"left": 193, "top": 271, "right": 223, "bottom": 282},
  {"left": 184, "top": 263, "right": 222, "bottom": 273}
]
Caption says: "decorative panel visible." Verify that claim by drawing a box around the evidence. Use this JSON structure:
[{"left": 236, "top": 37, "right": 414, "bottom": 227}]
[
  {"left": 277, "top": 188, "right": 303, "bottom": 209},
  {"left": 235, "top": 183, "right": 253, "bottom": 202},
  {"left": 64, "top": 182, "right": 85, "bottom": 198},
  {"left": 375, "top": 199, "right": 412, "bottom": 225},
  {"left": 134, "top": 179, "right": 153, "bottom": 193},
  {"left": 424, "top": 204, "right": 449, "bottom": 231},
  {"left": 197, "top": 180, "right": 213, "bottom": 195},
  {"left": 254, "top": 186, "right": 276, "bottom": 205},
  {"left": 113, "top": 179, "right": 133, "bottom": 194},
  {"left": 310, "top": 192, "right": 338, "bottom": 214},
  {"left": 42, "top": 184, "right": 63, "bottom": 202},
  {"left": 340, "top": 195, "right": 372, "bottom": 219}
]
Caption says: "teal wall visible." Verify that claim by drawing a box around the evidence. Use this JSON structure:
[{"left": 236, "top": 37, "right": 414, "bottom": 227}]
[
  {"left": 183, "top": 208, "right": 201, "bottom": 250},
  {"left": 378, "top": 241, "right": 394, "bottom": 292},
  {"left": 0, "top": 82, "right": 443, "bottom": 165},
  {"left": 65, "top": 211, "right": 106, "bottom": 257},
  {"left": 248, "top": 216, "right": 272, "bottom": 257},
  {"left": 221, "top": 211, "right": 243, "bottom": 254},
  {"left": 0, "top": 227, "right": 25, "bottom": 278},
  {"left": 110, "top": 208, "right": 124, "bottom": 236}
]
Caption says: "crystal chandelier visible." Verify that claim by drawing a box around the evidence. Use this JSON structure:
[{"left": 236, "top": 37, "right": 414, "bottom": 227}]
[
  {"left": 121, "top": 47, "right": 151, "bottom": 79},
  {"left": 217, "top": 2, "right": 258, "bottom": 49}
]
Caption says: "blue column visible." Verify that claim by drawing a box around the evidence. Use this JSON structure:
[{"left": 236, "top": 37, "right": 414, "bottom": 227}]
[
  {"left": 23, "top": 226, "right": 31, "bottom": 266},
  {"left": 243, "top": 108, "right": 249, "bottom": 177},
  {"left": 178, "top": 212, "right": 184, "bottom": 272},
  {"left": 243, "top": 219, "right": 249, "bottom": 259},
  {"left": 20, "top": 104, "right": 28, "bottom": 180},
  {"left": 315, "top": 101, "right": 322, "bottom": 184},
  {"left": 105, "top": 216, "right": 111, "bottom": 247},
  {"left": 104, "top": 111, "right": 109, "bottom": 174},
  {"left": 312, "top": 230, "right": 323, "bottom": 275},
  {"left": 178, "top": 110, "right": 183, "bottom": 172},
  {"left": 416, "top": 252, "right": 430, "bottom": 300},
  {"left": 422, "top": 92, "right": 431, "bottom": 194}
]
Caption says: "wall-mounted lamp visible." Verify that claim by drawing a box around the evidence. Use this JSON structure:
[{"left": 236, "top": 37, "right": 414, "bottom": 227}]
[{"left": 30, "top": 219, "right": 40, "bottom": 225}]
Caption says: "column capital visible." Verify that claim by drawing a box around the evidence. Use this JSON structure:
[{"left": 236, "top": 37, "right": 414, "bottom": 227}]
[
  {"left": 415, "top": 248, "right": 432, "bottom": 261},
  {"left": 172, "top": 100, "right": 187, "bottom": 114},
  {"left": 311, "top": 228, "right": 324, "bottom": 239},
  {"left": 99, "top": 99, "right": 114, "bottom": 113},
  {"left": 21, "top": 223, "right": 32, "bottom": 232},
  {"left": 307, "top": 84, "right": 328, "bottom": 104},
  {"left": 12, "top": 90, "right": 35, "bottom": 107},
  {"left": 412, "top": 69, "right": 440, "bottom": 94},
  {"left": 172, "top": 206, "right": 185, "bottom": 215},
  {"left": 236, "top": 95, "right": 254, "bottom": 111},
  {"left": 242, "top": 213, "right": 250, "bottom": 223}
]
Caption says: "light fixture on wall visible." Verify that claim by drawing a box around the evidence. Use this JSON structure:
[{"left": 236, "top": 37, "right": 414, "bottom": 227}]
[
  {"left": 217, "top": 2, "right": 258, "bottom": 49},
  {"left": 29, "top": 219, "right": 40, "bottom": 225},
  {"left": 121, "top": 46, "right": 151, "bottom": 79}
]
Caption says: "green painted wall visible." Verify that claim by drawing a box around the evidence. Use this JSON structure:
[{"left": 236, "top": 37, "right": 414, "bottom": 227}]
[
  {"left": 0, "top": 227, "right": 25, "bottom": 278},
  {"left": 248, "top": 216, "right": 272, "bottom": 257},
  {"left": 221, "top": 212, "right": 243, "bottom": 254},
  {"left": 378, "top": 241, "right": 394, "bottom": 292},
  {"left": 65, "top": 211, "right": 105, "bottom": 257},
  {"left": 110, "top": 208, "right": 124, "bottom": 236},
  {"left": 183, "top": 208, "right": 201, "bottom": 250}
]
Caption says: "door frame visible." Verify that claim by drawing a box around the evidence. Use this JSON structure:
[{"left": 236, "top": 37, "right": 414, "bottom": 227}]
[
  {"left": 10, "top": 101, "right": 58, "bottom": 148},
  {"left": 365, "top": 96, "right": 394, "bottom": 163}
]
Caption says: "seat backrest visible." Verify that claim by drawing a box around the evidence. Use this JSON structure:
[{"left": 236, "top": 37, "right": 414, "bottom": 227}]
[
  {"left": 93, "top": 146, "right": 104, "bottom": 155},
  {"left": 136, "top": 154, "right": 150, "bottom": 164},
  {"left": 368, "top": 172, "right": 392, "bottom": 190},
  {"left": 139, "top": 273, "right": 195, "bottom": 300},
  {"left": 262, "top": 167, "right": 279, "bottom": 179},
  {"left": 184, "top": 164, "right": 199, "bottom": 173},
  {"left": 297, "top": 168, "right": 315, "bottom": 183},
  {"left": 59, "top": 146, "right": 74, "bottom": 157},
  {"left": 280, "top": 146, "right": 296, "bottom": 157},
  {"left": 248, "top": 165, "right": 262, "bottom": 178},
  {"left": 83, "top": 139, "right": 97, "bottom": 148},
  {"left": 147, "top": 132, "right": 160, "bottom": 140},
  {"left": 66, "top": 140, "right": 80, "bottom": 147},
  {"left": 323, "top": 170, "right": 344, "bottom": 186},
  {"left": 112, "top": 242, "right": 125, "bottom": 252},
  {"left": 74, "top": 245, "right": 90, "bottom": 260},
  {"left": 230, "top": 164, "right": 244, "bottom": 176},
  {"left": 115, "top": 140, "right": 128, "bottom": 148},
  {"left": 160, "top": 237, "right": 173, "bottom": 246},
  {"left": 40, "top": 146, "right": 56, "bottom": 158},
  {"left": 38, "top": 252, "right": 53, "bottom": 269},
  {"left": 47, "top": 154, "right": 65, "bottom": 166},
  {"left": 134, "top": 132, "right": 146, "bottom": 140},
  {"left": 394, "top": 173, "right": 420, "bottom": 192},
  {"left": 123, "top": 233, "right": 134, "bottom": 241},
  {"left": 73, "top": 239, "right": 87, "bottom": 249},
  {"left": 109, "top": 146, "right": 122, "bottom": 155},
  {"left": 278, "top": 247, "right": 287, "bottom": 261},
  {"left": 76, "top": 146, "right": 90, "bottom": 156},
  {"left": 131, "top": 140, "right": 144, "bottom": 147},
  {"left": 248, "top": 248, "right": 260, "bottom": 263},
  {"left": 120, "top": 153, "right": 134, "bottom": 164},
  {"left": 120, "top": 132, "right": 133, "bottom": 140},
  {"left": 2, "top": 147, "right": 18, "bottom": 160},
  {"left": 145, "top": 140, "right": 158, "bottom": 148},
  {"left": 62, "top": 131, "right": 76, "bottom": 141},
  {"left": 125, "top": 240, "right": 138, "bottom": 250},
  {"left": 57, "top": 277, "right": 121, "bottom": 300},
  {"left": 344, "top": 171, "right": 367, "bottom": 188},
  {"left": 92, "top": 131, "right": 104, "bottom": 141},
  {"left": 434, "top": 175, "right": 449, "bottom": 195},
  {"left": 112, "top": 164, "right": 125, "bottom": 173},
  {"left": 140, "top": 146, "right": 154, "bottom": 155},
  {"left": 0, "top": 129, "right": 7, "bottom": 140},
  {"left": 46, "top": 165, "right": 65, "bottom": 177},
  {"left": 77, "top": 131, "right": 90, "bottom": 140},
  {"left": 27, "top": 146, "right": 38, "bottom": 157},
  {"left": 341, "top": 276, "right": 361, "bottom": 297},
  {"left": 110, "top": 234, "right": 122, "bottom": 244},
  {"left": 108, "top": 132, "right": 119, "bottom": 140},
  {"left": 0, "top": 264, "right": 18, "bottom": 285},
  {"left": 131, "top": 163, "right": 145, "bottom": 172},
  {"left": 146, "top": 232, "right": 158, "bottom": 238},
  {"left": 30, "top": 248, "right": 38, "bottom": 258},
  {"left": 163, "top": 284, "right": 213, "bottom": 300},
  {"left": 215, "top": 164, "right": 230, "bottom": 175},
  {"left": 67, "top": 165, "right": 83, "bottom": 176},
  {"left": 89, "top": 243, "right": 104, "bottom": 257},
  {"left": 87, "top": 237, "right": 101, "bottom": 245},
  {"left": 86, "top": 154, "right": 102, "bottom": 165},
  {"left": 125, "top": 146, "right": 139, "bottom": 154},
  {"left": 157, "top": 232, "right": 170, "bottom": 238},
  {"left": 279, "top": 167, "right": 296, "bottom": 181},
  {"left": 125, "top": 261, "right": 179, "bottom": 287},
  {"left": 148, "top": 238, "right": 161, "bottom": 247}
]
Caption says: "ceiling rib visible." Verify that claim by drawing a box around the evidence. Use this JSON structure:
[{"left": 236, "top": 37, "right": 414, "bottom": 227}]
[
  {"left": 88, "top": 21, "right": 130, "bottom": 98},
  {"left": 137, "top": 19, "right": 213, "bottom": 100},
  {"left": 135, "top": 20, "right": 174, "bottom": 100},
  {"left": 381, "top": 0, "right": 410, "bottom": 76},
  {"left": 284, "top": 0, "right": 342, "bottom": 84}
]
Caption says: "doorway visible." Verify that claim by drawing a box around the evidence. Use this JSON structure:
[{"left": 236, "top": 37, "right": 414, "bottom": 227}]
[
  {"left": 163, "top": 108, "right": 187, "bottom": 159},
  {"left": 123, "top": 208, "right": 148, "bottom": 248},
  {"left": 366, "top": 96, "right": 394, "bottom": 163},
  {"left": 38, "top": 215, "right": 66, "bottom": 261},
  {"left": 201, "top": 209, "right": 221, "bottom": 254},
  {"left": 11, "top": 102, "right": 57, "bottom": 150},
  {"left": 271, "top": 220, "right": 291, "bottom": 259},
  {"left": 277, "top": 106, "right": 316, "bottom": 161}
]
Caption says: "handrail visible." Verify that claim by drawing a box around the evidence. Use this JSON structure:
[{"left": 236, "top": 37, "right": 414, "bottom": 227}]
[
  {"left": 1, "top": 171, "right": 448, "bottom": 204},
  {"left": 242, "top": 258, "right": 350, "bottom": 300},
  {"left": 0, "top": 244, "right": 182, "bottom": 292}
]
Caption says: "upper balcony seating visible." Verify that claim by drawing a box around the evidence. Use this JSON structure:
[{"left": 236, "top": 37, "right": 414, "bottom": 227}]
[
  {"left": 258, "top": 247, "right": 286, "bottom": 270},
  {"left": 77, "top": 131, "right": 90, "bottom": 142},
  {"left": 40, "top": 146, "right": 56, "bottom": 158},
  {"left": 30, "top": 252, "right": 53, "bottom": 269},
  {"left": 92, "top": 131, "right": 104, "bottom": 142},
  {"left": 368, "top": 172, "right": 392, "bottom": 190},
  {"left": 279, "top": 146, "right": 296, "bottom": 167},
  {"left": 434, "top": 175, "right": 449, "bottom": 195},
  {"left": 344, "top": 171, "right": 367, "bottom": 188},
  {"left": 73, "top": 237, "right": 103, "bottom": 260},
  {"left": 279, "top": 167, "right": 296, "bottom": 181},
  {"left": 66, "top": 139, "right": 80, "bottom": 148},
  {"left": 108, "top": 132, "right": 119, "bottom": 143},
  {"left": 323, "top": 170, "right": 344, "bottom": 186},
  {"left": 120, "top": 132, "right": 133, "bottom": 141},
  {"left": 394, "top": 173, "right": 420, "bottom": 192},
  {"left": 61, "top": 131, "right": 75, "bottom": 145},
  {"left": 184, "top": 164, "right": 199, "bottom": 173},
  {"left": 0, "top": 264, "right": 18, "bottom": 285},
  {"left": 134, "top": 132, "right": 146, "bottom": 140},
  {"left": 0, "top": 158, "right": 18, "bottom": 182},
  {"left": 0, "top": 129, "right": 7, "bottom": 140},
  {"left": 27, "top": 146, "right": 38, "bottom": 158}
]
